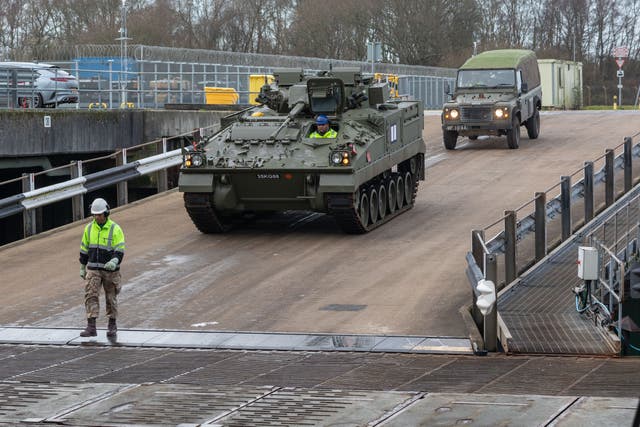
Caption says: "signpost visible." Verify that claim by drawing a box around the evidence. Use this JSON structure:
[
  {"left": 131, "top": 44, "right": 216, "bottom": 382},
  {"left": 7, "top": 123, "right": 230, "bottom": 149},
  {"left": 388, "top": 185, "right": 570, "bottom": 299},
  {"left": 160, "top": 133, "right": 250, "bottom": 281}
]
[{"left": 613, "top": 46, "right": 629, "bottom": 106}]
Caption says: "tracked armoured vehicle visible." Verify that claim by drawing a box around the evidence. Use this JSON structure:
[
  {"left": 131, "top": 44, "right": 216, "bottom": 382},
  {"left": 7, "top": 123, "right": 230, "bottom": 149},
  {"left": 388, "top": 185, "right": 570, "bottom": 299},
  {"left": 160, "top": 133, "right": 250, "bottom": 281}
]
[{"left": 178, "top": 67, "right": 426, "bottom": 234}]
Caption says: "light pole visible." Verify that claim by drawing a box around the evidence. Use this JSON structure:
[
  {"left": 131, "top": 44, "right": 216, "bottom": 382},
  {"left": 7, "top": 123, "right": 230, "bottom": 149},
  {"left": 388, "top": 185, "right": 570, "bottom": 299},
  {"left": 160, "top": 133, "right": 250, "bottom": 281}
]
[{"left": 115, "top": 0, "right": 131, "bottom": 108}]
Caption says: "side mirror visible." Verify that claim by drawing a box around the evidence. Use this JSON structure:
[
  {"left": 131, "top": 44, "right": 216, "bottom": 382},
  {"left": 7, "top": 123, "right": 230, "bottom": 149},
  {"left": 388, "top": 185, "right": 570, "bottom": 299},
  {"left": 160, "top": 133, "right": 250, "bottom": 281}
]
[
  {"left": 520, "top": 82, "right": 528, "bottom": 93},
  {"left": 444, "top": 81, "right": 451, "bottom": 95}
]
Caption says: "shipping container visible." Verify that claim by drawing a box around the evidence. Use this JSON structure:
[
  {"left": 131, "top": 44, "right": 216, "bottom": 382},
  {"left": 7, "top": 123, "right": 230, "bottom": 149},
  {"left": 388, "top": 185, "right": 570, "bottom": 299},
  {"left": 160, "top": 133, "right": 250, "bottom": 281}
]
[{"left": 538, "top": 59, "right": 583, "bottom": 109}]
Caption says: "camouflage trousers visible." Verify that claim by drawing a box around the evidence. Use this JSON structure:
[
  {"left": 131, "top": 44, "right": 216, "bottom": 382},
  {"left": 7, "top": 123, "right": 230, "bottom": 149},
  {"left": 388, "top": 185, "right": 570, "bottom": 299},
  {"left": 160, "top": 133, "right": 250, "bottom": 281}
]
[{"left": 84, "top": 269, "right": 122, "bottom": 319}]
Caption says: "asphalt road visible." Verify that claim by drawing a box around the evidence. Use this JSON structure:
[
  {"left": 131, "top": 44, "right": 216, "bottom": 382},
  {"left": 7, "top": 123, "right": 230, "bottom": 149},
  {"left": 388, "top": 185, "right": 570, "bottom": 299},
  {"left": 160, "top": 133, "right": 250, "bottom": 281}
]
[{"left": 2, "top": 110, "right": 639, "bottom": 337}]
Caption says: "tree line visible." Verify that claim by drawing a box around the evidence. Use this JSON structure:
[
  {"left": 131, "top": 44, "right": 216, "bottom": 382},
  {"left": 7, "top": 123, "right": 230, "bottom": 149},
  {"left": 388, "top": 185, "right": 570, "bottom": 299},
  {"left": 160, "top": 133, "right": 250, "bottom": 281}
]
[{"left": 1, "top": 0, "right": 638, "bottom": 105}]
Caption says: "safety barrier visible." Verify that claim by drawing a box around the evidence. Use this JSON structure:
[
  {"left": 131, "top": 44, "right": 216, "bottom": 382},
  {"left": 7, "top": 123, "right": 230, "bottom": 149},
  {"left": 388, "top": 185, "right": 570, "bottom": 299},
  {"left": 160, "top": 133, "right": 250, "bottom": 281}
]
[
  {"left": 466, "top": 131, "right": 640, "bottom": 351},
  {"left": 0, "top": 125, "right": 217, "bottom": 238}
]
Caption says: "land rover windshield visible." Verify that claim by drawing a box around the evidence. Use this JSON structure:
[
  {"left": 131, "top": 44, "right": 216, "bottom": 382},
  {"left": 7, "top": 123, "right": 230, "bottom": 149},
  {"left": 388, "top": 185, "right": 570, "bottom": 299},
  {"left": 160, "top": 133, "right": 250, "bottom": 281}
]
[{"left": 456, "top": 69, "right": 515, "bottom": 89}]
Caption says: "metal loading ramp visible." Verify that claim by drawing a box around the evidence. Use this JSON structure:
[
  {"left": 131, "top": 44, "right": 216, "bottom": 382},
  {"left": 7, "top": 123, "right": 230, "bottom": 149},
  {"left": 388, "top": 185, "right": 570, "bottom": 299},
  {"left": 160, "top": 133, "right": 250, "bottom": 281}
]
[
  {"left": 498, "top": 238, "right": 619, "bottom": 355},
  {"left": 496, "top": 185, "right": 640, "bottom": 356}
]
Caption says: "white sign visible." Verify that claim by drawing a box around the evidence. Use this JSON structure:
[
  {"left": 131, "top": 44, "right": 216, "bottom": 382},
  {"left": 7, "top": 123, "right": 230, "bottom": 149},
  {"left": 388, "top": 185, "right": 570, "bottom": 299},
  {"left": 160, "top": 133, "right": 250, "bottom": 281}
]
[
  {"left": 613, "top": 46, "right": 629, "bottom": 57},
  {"left": 617, "top": 70, "right": 624, "bottom": 78},
  {"left": 616, "top": 58, "right": 625, "bottom": 68},
  {"left": 618, "top": 84, "right": 623, "bottom": 89},
  {"left": 43, "top": 116, "right": 51, "bottom": 128}
]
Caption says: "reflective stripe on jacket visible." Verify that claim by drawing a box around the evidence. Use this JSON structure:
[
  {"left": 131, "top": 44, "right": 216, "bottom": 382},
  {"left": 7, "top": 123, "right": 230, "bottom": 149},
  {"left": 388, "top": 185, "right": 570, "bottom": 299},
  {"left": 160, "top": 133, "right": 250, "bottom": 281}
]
[
  {"left": 310, "top": 128, "right": 337, "bottom": 138},
  {"left": 79, "top": 218, "right": 125, "bottom": 270}
]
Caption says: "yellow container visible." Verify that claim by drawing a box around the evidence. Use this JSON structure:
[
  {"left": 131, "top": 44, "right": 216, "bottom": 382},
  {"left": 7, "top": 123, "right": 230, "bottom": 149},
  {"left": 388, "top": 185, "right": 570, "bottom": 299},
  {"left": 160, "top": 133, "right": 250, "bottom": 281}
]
[
  {"left": 204, "top": 87, "right": 239, "bottom": 104},
  {"left": 249, "top": 74, "right": 275, "bottom": 105},
  {"left": 374, "top": 73, "right": 400, "bottom": 97}
]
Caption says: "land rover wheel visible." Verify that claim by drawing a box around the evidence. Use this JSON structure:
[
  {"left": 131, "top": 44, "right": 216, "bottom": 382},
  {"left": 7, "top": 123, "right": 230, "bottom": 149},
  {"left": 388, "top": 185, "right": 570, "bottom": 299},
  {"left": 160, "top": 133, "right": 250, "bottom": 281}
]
[
  {"left": 506, "top": 116, "right": 520, "bottom": 149},
  {"left": 443, "top": 130, "right": 458, "bottom": 150},
  {"left": 525, "top": 108, "right": 540, "bottom": 139}
]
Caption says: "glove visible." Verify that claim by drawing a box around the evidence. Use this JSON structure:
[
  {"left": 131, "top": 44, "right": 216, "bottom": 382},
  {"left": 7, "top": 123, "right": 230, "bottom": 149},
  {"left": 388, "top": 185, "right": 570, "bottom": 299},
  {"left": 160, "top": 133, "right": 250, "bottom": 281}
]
[
  {"left": 80, "top": 264, "right": 86, "bottom": 279},
  {"left": 104, "top": 257, "right": 119, "bottom": 271}
]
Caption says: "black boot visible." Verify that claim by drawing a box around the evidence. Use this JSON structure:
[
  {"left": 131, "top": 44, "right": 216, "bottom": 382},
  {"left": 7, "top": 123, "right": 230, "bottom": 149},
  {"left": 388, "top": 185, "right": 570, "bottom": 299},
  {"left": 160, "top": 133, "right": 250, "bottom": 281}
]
[
  {"left": 80, "top": 317, "right": 97, "bottom": 337},
  {"left": 107, "top": 318, "right": 117, "bottom": 337}
]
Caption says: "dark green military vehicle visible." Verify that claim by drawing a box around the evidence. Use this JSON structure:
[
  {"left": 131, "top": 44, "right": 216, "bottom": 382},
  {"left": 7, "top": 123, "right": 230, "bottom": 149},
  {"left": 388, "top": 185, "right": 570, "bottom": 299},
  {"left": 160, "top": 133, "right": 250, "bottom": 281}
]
[
  {"left": 178, "top": 67, "right": 426, "bottom": 234},
  {"left": 441, "top": 49, "right": 542, "bottom": 149}
]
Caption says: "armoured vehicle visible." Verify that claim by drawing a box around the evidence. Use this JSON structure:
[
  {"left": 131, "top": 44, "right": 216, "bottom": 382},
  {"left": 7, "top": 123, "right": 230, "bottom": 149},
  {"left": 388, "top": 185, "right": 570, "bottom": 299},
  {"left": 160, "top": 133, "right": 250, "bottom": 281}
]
[
  {"left": 441, "top": 49, "right": 542, "bottom": 149},
  {"left": 178, "top": 67, "right": 426, "bottom": 234}
]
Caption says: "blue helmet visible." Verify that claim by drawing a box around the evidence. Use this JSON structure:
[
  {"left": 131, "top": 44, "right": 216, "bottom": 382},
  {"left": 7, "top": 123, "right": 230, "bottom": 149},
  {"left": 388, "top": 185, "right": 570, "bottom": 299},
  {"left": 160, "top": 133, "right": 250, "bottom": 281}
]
[{"left": 315, "top": 115, "right": 329, "bottom": 125}]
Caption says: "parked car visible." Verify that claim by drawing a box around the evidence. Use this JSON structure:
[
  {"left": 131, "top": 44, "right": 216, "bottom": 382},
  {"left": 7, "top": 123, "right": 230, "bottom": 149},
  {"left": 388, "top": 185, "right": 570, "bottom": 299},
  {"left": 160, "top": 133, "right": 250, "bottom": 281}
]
[{"left": 0, "top": 61, "right": 79, "bottom": 108}]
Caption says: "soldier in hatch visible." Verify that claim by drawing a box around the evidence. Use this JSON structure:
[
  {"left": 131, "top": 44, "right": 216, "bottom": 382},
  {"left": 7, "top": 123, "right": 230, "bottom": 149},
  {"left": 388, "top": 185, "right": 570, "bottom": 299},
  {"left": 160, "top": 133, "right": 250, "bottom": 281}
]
[{"left": 310, "top": 114, "right": 337, "bottom": 138}]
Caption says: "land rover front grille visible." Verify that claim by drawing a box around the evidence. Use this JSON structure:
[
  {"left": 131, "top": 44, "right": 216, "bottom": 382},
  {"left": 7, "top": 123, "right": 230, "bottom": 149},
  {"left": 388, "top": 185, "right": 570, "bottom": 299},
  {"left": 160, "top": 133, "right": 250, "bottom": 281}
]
[{"left": 460, "top": 106, "right": 492, "bottom": 122}]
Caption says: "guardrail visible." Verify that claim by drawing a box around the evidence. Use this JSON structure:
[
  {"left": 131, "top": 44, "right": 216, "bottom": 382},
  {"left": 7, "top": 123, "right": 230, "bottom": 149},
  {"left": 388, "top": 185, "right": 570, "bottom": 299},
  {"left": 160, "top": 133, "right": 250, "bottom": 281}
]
[
  {"left": 0, "top": 124, "right": 218, "bottom": 239},
  {"left": 466, "top": 131, "right": 640, "bottom": 350}
]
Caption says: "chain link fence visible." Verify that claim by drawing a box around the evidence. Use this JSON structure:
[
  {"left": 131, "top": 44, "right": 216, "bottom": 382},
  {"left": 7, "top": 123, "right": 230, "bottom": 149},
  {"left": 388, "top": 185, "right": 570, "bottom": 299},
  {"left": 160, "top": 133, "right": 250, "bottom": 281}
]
[{"left": 2, "top": 44, "right": 455, "bottom": 111}]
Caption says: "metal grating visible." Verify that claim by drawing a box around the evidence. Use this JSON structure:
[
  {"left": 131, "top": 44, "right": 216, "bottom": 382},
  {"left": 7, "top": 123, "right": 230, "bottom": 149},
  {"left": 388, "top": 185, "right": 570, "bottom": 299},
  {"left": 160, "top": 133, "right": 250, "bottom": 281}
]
[
  {"left": 167, "top": 352, "right": 307, "bottom": 386},
  {"left": 499, "top": 238, "right": 619, "bottom": 355},
  {"left": 0, "top": 347, "right": 102, "bottom": 381},
  {"left": 96, "top": 350, "right": 232, "bottom": 383},
  {"left": 217, "top": 388, "right": 408, "bottom": 427},
  {"left": 479, "top": 357, "right": 606, "bottom": 395},
  {"left": 0, "top": 382, "right": 124, "bottom": 423},
  {"left": 397, "top": 357, "right": 527, "bottom": 393},
  {"left": 59, "top": 384, "right": 277, "bottom": 426},
  {"left": 16, "top": 347, "right": 165, "bottom": 383},
  {"left": 0, "top": 382, "right": 80, "bottom": 417}
]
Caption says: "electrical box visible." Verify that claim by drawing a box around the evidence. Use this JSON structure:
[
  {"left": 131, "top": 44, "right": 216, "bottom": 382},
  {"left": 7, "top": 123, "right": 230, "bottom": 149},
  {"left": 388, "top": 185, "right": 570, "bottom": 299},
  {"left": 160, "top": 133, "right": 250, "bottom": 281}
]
[{"left": 578, "top": 246, "right": 598, "bottom": 280}]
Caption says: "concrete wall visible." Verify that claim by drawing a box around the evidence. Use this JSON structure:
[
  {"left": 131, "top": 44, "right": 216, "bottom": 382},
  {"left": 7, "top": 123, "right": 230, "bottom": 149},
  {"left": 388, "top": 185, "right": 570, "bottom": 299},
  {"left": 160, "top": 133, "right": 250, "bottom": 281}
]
[{"left": 0, "top": 110, "right": 227, "bottom": 157}]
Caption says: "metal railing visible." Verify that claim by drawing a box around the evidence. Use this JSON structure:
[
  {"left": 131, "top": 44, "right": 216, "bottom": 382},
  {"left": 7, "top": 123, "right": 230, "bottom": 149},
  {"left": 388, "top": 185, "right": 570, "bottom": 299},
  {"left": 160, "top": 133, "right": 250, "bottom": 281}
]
[
  {"left": 0, "top": 124, "right": 219, "bottom": 239},
  {"left": 467, "top": 131, "right": 640, "bottom": 350},
  {"left": 582, "top": 192, "right": 640, "bottom": 343}
]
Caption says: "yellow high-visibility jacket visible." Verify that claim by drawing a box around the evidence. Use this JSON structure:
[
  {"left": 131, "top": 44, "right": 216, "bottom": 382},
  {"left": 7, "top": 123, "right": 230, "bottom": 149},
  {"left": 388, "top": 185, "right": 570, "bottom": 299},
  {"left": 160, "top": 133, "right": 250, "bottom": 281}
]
[{"left": 79, "top": 218, "right": 125, "bottom": 271}]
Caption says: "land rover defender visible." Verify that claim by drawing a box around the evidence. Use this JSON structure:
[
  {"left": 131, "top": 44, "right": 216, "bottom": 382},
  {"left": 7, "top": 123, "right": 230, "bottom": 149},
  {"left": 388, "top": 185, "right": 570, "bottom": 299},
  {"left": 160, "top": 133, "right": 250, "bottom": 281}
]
[{"left": 441, "top": 49, "right": 542, "bottom": 149}]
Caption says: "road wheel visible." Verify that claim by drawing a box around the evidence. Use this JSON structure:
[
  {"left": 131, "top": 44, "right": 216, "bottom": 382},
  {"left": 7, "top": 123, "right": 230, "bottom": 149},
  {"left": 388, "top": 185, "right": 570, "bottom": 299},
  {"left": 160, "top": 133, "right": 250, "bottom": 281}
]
[
  {"left": 443, "top": 130, "right": 458, "bottom": 150},
  {"left": 368, "top": 187, "right": 378, "bottom": 224},
  {"left": 525, "top": 108, "right": 540, "bottom": 139},
  {"left": 357, "top": 191, "right": 369, "bottom": 227},
  {"left": 396, "top": 174, "right": 404, "bottom": 209},
  {"left": 378, "top": 183, "right": 387, "bottom": 220},
  {"left": 506, "top": 116, "right": 520, "bottom": 149},
  {"left": 404, "top": 172, "right": 413, "bottom": 205},
  {"left": 387, "top": 179, "right": 397, "bottom": 215}
]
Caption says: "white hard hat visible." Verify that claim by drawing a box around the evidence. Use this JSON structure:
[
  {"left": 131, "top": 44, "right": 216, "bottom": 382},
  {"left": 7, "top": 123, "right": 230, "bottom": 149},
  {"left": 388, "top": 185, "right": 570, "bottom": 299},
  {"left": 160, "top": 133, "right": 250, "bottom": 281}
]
[{"left": 90, "top": 198, "right": 110, "bottom": 215}]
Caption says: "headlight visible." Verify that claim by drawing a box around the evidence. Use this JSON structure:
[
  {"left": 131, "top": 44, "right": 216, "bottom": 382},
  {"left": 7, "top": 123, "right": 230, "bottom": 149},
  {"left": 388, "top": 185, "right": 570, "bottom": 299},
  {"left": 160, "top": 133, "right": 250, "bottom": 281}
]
[
  {"left": 494, "top": 107, "right": 509, "bottom": 119},
  {"left": 443, "top": 108, "right": 459, "bottom": 120},
  {"left": 185, "top": 153, "right": 203, "bottom": 168},
  {"left": 330, "top": 151, "right": 350, "bottom": 166},
  {"left": 191, "top": 153, "right": 203, "bottom": 167}
]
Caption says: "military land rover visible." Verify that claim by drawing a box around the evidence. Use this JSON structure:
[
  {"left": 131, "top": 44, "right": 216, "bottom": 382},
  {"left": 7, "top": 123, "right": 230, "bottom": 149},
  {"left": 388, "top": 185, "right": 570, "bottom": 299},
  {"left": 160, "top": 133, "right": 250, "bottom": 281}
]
[{"left": 441, "top": 49, "right": 542, "bottom": 149}]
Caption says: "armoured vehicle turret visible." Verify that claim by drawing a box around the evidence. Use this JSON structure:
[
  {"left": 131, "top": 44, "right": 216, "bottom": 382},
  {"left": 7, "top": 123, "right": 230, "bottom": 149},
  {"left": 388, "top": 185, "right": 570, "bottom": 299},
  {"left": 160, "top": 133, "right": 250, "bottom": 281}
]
[{"left": 178, "top": 67, "right": 426, "bottom": 234}]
